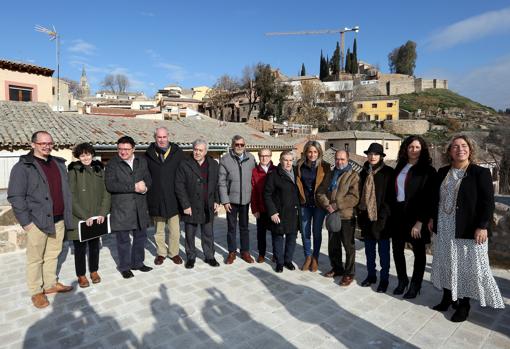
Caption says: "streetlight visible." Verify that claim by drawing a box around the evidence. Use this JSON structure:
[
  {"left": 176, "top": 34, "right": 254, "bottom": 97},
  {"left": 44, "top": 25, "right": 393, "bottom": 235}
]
[{"left": 35, "top": 24, "right": 60, "bottom": 112}]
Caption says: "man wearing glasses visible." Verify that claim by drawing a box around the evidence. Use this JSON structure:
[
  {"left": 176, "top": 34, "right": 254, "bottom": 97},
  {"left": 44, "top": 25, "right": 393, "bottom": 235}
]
[
  {"left": 219, "top": 135, "right": 257, "bottom": 264},
  {"left": 8, "top": 131, "right": 73, "bottom": 309},
  {"left": 105, "top": 136, "right": 153, "bottom": 279}
]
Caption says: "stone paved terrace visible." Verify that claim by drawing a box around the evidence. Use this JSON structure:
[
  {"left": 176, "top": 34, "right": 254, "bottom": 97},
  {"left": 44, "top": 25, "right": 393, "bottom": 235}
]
[{"left": 0, "top": 216, "right": 509, "bottom": 349}]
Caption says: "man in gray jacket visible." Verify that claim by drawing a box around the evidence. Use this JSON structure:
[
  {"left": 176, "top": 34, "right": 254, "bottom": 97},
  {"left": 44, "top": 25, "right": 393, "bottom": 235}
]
[
  {"left": 8, "top": 131, "right": 73, "bottom": 309},
  {"left": 219, "top": 135, "right": 257, "bottom": 264},
  {"left": 106, "top": 136, "right": 153, "bottom": 279}
]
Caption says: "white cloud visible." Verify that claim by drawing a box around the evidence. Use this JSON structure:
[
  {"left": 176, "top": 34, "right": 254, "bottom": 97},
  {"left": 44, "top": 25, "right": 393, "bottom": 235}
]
[
  {"left": 157, "top": 62, "right": 187, "bottom": 82},
  {"left": 68, "top": 39, "right": 97, "bottom": 55},
  {"left": 451, "top": 55, "right": 510, "bottom": 110},
  {"left": 426, "top": 7, "right": 510, "bottom": 50}
]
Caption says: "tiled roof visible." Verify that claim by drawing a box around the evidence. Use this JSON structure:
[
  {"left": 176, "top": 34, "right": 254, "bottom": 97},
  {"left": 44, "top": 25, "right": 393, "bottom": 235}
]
[
  {"left": 318, "top": 130, "right": 401, "bottom": 141},
  {"left": 0, "top": 59, "right": 54, "bottom": 77},
  {"left": 0, "top": 101, "right": 291, "bottom": 150}
]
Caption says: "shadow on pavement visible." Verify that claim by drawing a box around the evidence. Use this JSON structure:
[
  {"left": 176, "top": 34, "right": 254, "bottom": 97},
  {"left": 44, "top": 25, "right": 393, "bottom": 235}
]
[
  {"left": 248, "top": 267, "right": 419, "bottom": 348},
  {"left": 22, "top": 282, "right": 139, "bottom": 348}
]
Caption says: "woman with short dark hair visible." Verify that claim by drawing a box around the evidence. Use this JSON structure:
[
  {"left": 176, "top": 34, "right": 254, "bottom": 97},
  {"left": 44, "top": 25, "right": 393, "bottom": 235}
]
[
  {"left": 391, "top": 136, "right": 436, "bottom": 299},
  {"left": 67, "top": 143, "right": 110, "bottom": 288},
  {"left": 430, "top": 135, "right": 504, "bottom": 322}
]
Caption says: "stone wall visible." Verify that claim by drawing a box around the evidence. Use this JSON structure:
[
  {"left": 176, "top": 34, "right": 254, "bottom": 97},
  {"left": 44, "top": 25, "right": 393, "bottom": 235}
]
[
  {"left": 383, "top": 120, "right": 430, "bottom": 135},
  {"left": 491, "top": 203, "right": 510, "bottom": 267},
  {"left": 0, "top": 207, "right": 26, "bottom": 253}
]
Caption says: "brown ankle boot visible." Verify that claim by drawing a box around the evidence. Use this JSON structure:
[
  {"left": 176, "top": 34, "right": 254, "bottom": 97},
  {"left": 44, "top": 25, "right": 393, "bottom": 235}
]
[
  {"left": 310, "top": 257, "right": 319, "bottom": 272},
  {"left": 90, "top": 272, "right": 101, "bottom": 284},
  {"left": 301, "top": 256, "right": 312, "bottom": 271},
  {"left": 225, "top": 252, "right": 236, "bottom": 264}
]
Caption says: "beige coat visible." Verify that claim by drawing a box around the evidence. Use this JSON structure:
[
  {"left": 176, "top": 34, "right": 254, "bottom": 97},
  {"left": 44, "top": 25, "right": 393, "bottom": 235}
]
[{"left": 316, "top": 169, "right": 360, "bottom": 219}]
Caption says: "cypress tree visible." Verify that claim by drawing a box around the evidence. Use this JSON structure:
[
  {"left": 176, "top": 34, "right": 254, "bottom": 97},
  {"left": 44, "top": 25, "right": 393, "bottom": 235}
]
[
  {"left": 345, "top": 48, "right": 351, "bottom": 73},
  {"left": 300, "top": 63, "right": 306, "bottom": 76},
  {"left": 352, "top": 38, "right": 358, "bottom": 74},
  {"left": 330, "top": 42, "right": 340, "bottom": 76}
]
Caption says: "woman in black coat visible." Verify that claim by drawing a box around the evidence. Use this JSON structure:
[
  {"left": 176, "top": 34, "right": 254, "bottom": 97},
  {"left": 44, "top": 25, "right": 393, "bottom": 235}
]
[
  {"left": 264, "top": 151, "right": 301, "bottom": 273},
  {"left": 357, "top": 143, "right": 395, "bottom": 293},
  {"left": 430, "top": 135, "right": 504, "bottom": 322},
  {"left": 391, "top": 136, "right": 436, "bottom": 299}
]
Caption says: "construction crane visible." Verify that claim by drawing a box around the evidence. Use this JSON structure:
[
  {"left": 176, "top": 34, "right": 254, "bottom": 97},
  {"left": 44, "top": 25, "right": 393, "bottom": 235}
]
[{"left": 266, "top": 26, "right": 359, "bottom": 73}]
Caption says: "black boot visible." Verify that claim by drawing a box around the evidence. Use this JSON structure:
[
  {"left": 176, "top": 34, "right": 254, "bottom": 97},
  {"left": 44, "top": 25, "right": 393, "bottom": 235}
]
[
  {"left": 376, "top": 280, "right": 389, "bottom": 293},
  {"left": 451, "top": 298, "right": 470, "bottom": 322},
  {"left": 403, "top": 282, "right": 421, "bottom": 299},
  {"left": 393, "top": 278, "right": 409, "bottom": 295},
  {"left": 361, "top": 276, "right": 377, "bottom": 287},
  {"left": 432, "top": 288, "right": 453, "bottom": 311}
]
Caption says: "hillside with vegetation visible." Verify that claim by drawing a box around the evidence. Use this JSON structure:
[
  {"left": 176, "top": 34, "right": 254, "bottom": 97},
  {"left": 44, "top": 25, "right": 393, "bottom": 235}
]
[{"left": 397, "top": 89, "right": 496, "bottom": 114}]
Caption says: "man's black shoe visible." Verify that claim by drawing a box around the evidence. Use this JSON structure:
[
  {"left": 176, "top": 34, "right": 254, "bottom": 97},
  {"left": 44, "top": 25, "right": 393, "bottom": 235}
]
[
  {"left": 284, "top": 262, "right": 296, "bottom": 271},
  {"left": 121, "top": 270, "right": 134, "bottom": 279},
  {"left": 205, "top": 258, "right": 219, "bottom": 267},
  {"left": 132, "top": 265, "right": 153, "bottom": 272},
  {"left": 185, "top": 259, "right": 195, "bottom": 269},
  {"left": 275, "top": 264, "right": 283, "bottom": 273},
  {"left": 361, "top": 276, "right": 377, "bottom": 287}
]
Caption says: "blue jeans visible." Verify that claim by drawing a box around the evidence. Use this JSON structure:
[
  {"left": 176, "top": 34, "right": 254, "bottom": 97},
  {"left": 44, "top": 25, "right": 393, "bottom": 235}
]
[
  {"left": 364, "top": 238, "right": 390, "bottom": 281},
  {"left": 300, "top": 206, "right": 327, "bottom": 258}
]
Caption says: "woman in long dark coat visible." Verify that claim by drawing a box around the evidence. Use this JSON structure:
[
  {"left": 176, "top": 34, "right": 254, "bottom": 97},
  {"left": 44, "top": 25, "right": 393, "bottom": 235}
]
[
  {"left": 358, "top": 143, "right": 395, "bottom": 293},
  {"left": 430, "top": 135, "right": 504, "bottom": 322},
  {"left": 264, "top": 151, "right": 301, "bottom": 273},
  {"left": 391, "top": 136, "right": 436, "bottom": 299},
  {"left": 67, "top": 143, "right": 110, "bottom": 288}
]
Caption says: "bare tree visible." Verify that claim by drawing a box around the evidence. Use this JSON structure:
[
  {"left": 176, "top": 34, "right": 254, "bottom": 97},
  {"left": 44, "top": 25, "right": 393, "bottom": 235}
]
[
  {"left": 101, "top": 74, "right": 116, "bottom": 93},
  {"left": 101, "top": 73, "right": 130, "bottom": 94},
  {"left": 115, "top": 74, "right": 130, "bottom": 94},
  {"left": 205, "top": 75, "right": 239, "bottom": 121},
  {"left": 290, "top": 80, "right": 328, "bottom": 129},
  {"left": 61, "top": 78, "right": 82, "bottom": 98},
  {"left": 241, "top": 65, "right": 258, "bottom": 118}
]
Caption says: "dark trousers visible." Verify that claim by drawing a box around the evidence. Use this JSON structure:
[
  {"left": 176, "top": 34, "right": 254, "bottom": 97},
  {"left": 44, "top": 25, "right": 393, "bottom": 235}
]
[
  {"left": 328, "top": 219, "right": 355, "bottom": 276},
  {"left": 272, "top": 232, "right": 297, "bottom": 266},
  {"left": 392, "top": 236, "right": 426, "bottom": 286},
  {"left": 364, "top": 238, "right": 390, "bottom": 281},
  {"left": 185, "top": 221, "right": 215, "bottom": 260},
  {"left": 256, "top": 212, "right": 271, "bottom": 256},
  {"left": 73, "top": 238, "right": 100, "bottom": 276},
  {"left": 115, "top": 228, "right": 147, "bottom": 272},
  {"left": 226, "top": 204, "right": 250, "bottom": 253}
]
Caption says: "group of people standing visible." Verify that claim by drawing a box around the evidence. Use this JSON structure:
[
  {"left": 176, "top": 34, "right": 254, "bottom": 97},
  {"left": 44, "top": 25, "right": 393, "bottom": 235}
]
[{"left": 7, "top": 129, "right": 504, "bottom": 323}]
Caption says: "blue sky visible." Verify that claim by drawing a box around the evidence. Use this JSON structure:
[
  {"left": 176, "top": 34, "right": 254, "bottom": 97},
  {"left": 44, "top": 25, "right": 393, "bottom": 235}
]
[{"left": 1, "top": 0, "right": 509, "bottom": 110}]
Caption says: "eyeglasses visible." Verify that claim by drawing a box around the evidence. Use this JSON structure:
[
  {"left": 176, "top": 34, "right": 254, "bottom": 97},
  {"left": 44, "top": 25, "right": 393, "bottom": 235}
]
[
  {"left": 118, "top": 147, "right": 133, "bottom": 152},
  {"left": 234, "top": 143, "right": 245, "bottom": 147},
  {"left": 260, "top": 155, "right": 271, "bottom": 158},
  {"left": 34, "top": 142, "right": 54, "bottom": 147}
]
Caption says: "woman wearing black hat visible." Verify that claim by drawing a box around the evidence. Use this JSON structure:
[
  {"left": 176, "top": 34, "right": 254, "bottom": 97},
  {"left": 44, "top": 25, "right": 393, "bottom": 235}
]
[
  {"left": 358, "top": 142, "right": 395, "bottom": 293},
  {"left": 391, "top": 136, "right": 436, "bottom": 299}
]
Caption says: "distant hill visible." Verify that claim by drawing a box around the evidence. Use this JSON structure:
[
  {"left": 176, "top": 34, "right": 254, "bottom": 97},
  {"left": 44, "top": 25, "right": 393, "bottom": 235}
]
[{"left": 397, "top": 89, "right": 496, "bottom": 114}]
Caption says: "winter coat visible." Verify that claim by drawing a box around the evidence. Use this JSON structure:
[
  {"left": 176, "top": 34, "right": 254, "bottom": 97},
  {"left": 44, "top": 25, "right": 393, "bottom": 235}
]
[
  {"left": 175, "top": 156, "right": 220, "bottom": 224},
  {"left": 218, "top": 150, "right": 256, "bottom": 205},
  {"left": 264, "top": 165, "right": 301, "bottom": 235},
  {"left": 145, "top": 142, "right": 184, "bottom": 218},
  {"left": 316, "top": 168, "right": 360, "bottom": 220},
  {"left": 432, "top": 164, "right": 494, "bottom": 239},
  {"left": 7, "top": 153, "right": 73, "bottom": 234},
  {"left": 357, "top": 161, "right": 395, "bottom": 240},
  {"left": 295, "top": 160, "right": 331, "bottom": 205},
  {"left": 250, "top": 162, "right": 276, "bottom": 214},
  {"left": 391, "top": 162, "right": 436, "bottom": 243},
  {"left": 105, "top": 155, "right": 152, "bottom": 231},
  {"left": 66, "top": 160, "right": 111, "bottom": 240}
]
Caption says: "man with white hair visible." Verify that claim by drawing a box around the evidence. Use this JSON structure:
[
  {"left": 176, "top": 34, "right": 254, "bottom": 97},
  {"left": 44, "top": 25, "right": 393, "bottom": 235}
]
[{"left": 175, "top": 139, "right": 220, "bottom": 268}]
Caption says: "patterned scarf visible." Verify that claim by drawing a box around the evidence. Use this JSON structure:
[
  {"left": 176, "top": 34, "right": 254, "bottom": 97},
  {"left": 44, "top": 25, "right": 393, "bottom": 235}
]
[{"left": 359, "top": 162, "right": 383, "bottom": 222}]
